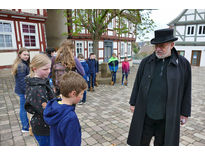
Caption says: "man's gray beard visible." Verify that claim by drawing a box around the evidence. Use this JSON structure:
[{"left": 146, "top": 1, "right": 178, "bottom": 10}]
[{"left": 155, "top": 51, "right": 171, "bottom": 59}]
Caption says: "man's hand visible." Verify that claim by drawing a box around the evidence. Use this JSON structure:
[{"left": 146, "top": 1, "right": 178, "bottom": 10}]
[
  {"left": 180, "top": 115, "right": 188, "bottom": 125},
  {"left": 130, "top": 106, "right": 135, "bottom": 113}
]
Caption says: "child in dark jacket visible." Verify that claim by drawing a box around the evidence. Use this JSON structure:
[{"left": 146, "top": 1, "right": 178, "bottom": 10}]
[
  {"left": 78, "top": 54, "right": 89, "bottom": 104},
  {"left": 25, "top": 54, "right": 55, "bottom": 146},
  {"left": 43, "top": 71, "right": 87, "bottom": 146},
  {"left": 86, "top": 53, "right": 98, "bottom": 91},
  {"left": 122, "top": 57, "right": 130, "bottom": 86},
  {"left": 12, "top": 47, "right": 30, "bottom": 132}
]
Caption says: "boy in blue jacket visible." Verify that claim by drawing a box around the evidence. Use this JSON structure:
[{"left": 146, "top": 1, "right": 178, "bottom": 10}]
[
  {"left": 77, "top": 54, "right": 89, "bottom": 104},
  {"left": 86, "top": 53, "right": 98, "bottom": 91},
  {"left": 43, "top": 71, "right": 87, "bottom": 146}
]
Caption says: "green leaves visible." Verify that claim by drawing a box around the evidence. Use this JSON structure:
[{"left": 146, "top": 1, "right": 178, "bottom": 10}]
[{"left": 62, "top": 9, "right": 156, "bottom": 54}]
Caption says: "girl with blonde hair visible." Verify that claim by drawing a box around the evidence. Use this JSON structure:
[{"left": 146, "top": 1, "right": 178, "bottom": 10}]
[
  {"left": 52, "top": 39, "right": 85, "bottom": 96},
  {"left": 12, "top": 47, "right": 30, "bottom": 132},
  {"left": 25, "top": 54, "right": 55, "bottom": 146}
]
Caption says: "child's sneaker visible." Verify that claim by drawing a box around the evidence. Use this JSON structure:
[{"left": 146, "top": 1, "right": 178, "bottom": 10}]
[
  {"left": 78, "top": 101, "right": 83, "bottom": 105},
  {"left": 124, "top": 81, "right": 128, "bottom": 86},
  {"left": 95, "top": 82, "right": 98, "bottom": 87},
  {"left": 21, "top": 129, "right": 29, "bottom": 133}
]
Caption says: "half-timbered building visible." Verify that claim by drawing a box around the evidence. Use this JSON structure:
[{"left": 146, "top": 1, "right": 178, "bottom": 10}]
[
  {"left": 168, "top": 9, "right": 205, "bottom": 66},
  {"left": 0, "top": 9, "right": 47, "bottom": 69},
  {"left": 45, "top": 10, "right": 135, "bottom": 65}
]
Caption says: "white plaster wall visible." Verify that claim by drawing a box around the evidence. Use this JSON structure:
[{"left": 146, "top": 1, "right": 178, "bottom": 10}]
[
  {"left": 196, "top": 14, "right": 202, "bottom": 20},
  {"left": 196, "top": 37, "right": 205, "bottom": 42},
  {"left": 0, "top": 52, "right": 17, "bottom": 66},
  {"left": 197, "top": 9, "right": 205, "bottom": 13},
  {"left": 98, "top": 59, "right": 103, "bottom": 64},
  {"left": 185, "top": 9, "right": 195, "bottom": 14},
  {"left": 99, "top": 50, "right": 103, "bottom": 58},
  {"left": 177, "top": 37, "right": 183, "bottom": 42},
  {"left": 175, "top": 46, "right": 205, "bottom": 66},
  {"left": 99, "top": 41, "right": 103, "bottom": 48},
  {"left": 187, "top": 15, "right": 195, "bottom": 21},
  {"left": 21, "top": 9, "right": 37, "bottom": 14},
  {"left": 185, "top": 37, "right": 195, "bottom": 42},
  {"left": 201, "top": 50, "right": 205, "bottom": 66},
  {"left": 113, "top": 50, "right": 118, "bottom": 56},
  {"left": 29, "top": 51, "right": 41, "bottom": 61},
  {"left": 179, "top": 16, "right": 185, "bottom": 22},
  {"left": 39, "top": 9, "right": 44, "bottom": 16},
  {"left": 113, "top": 42, "right": 117, "bottom": 49},
  {"left": 0, "top": 51, "right": 40, "bottom": 66},
  {"left": 108, "top": 31, "right": 113, "bottom": 36},
  {"left": 176, "top": 26, "right": 185, "bottom": 35}
]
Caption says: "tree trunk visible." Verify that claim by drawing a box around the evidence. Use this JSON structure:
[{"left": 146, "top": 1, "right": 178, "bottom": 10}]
[{"left": 93, "top": 39, "right": 99, "bottom": 60}]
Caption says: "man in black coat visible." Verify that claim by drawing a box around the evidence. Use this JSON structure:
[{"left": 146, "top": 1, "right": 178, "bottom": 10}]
[{"left": 127, "top": 28, "right": 192, "bottom": 146}]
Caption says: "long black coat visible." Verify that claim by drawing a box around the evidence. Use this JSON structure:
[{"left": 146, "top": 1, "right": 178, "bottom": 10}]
[{"left": 127, "top": 47, "right": 191, "bottom": 146}]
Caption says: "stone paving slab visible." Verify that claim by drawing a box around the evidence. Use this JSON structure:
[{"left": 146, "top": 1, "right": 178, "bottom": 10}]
[{"left": 0, "top": 65, "right": 205, "bottom": 146}]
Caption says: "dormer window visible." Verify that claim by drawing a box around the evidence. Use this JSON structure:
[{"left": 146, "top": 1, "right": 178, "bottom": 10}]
[
  {"left": 198, "top": 24, "right": 205, "bottom": 35},
  {"left": 186, "top": 25, "right": 195, "bottom": 36}
]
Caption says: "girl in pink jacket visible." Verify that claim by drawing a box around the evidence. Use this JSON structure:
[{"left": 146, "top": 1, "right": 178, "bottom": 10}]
[{"left": 122, "top": 57, "right": 130, "bottom": 86}]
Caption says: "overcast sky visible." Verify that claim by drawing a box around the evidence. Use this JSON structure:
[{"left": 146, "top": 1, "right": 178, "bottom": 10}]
[{"left": 137, "top": 9, "right": 184, "bottom": 42}]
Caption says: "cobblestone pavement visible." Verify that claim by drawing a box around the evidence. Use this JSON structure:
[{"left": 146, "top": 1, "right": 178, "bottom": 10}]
[{"left": 0, "top": 65, "right": 205, "bottom": 146}]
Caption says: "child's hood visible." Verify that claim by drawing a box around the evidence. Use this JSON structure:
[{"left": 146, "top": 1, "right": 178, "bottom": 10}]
[
  {"left": 43, "top": 98, "right": 75, "bottom": 126},
  {"left": 80, "top": 60, "right": 87, "bottom": 66},
  {"left": 25, "top": 76, "right": 49, "bottom": 86}
]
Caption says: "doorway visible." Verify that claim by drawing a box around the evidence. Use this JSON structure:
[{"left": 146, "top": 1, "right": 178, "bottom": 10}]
[
  {"left": 191, "top": 50, "right": 201, "bottom": 66},
  {"left": 104, "top": 40, "right": 113, "bottom": 62}
]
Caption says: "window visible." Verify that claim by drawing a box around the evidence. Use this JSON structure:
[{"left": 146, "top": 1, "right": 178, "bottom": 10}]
[
  {"left": 178, "top": 50, "right": 185, "bottom": 56},
  {"left": 75, "top": 41, "right": 84, "bottom": 56},
  {"left": 186, "top": 25, "right": 195, "bottom": 36},
  {"left": 88, "top": 42, "right": 93, "bottom": 56},
  {"left": 121, "top": 42, "right": 125, "bottom": 57},
  {"left": 20, "top": 22, "right": 39, "bottom": 48},
  {"left": 108, "top": 19, "right": 113, "bottom": 29},
  {"left": 0, "top": 20, "right": 16, "bottom": 49},
  {"left": 128, "top": 21, "right": 132, "bottom": 31},
  {"left": 198, "top": 25, "right": 205, "bottom": 35},
  {"left": 127, "top": 43, "right": 131, "bottom": 56}
]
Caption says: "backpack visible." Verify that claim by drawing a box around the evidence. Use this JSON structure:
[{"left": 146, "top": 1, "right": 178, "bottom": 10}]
[
  {"left": 52, "top": 63, "right": 66, "bottom": 89},
  {"left": 51, "top": 55, "right": 77, "bottom": 95}
]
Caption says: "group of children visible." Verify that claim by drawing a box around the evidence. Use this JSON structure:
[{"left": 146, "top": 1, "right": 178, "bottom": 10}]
[
  {"left": 12, "top": 41, "right": 130, "bottom": 146},
  {"left": 108, "top": 53, "right": 130, "bottom": 86}
]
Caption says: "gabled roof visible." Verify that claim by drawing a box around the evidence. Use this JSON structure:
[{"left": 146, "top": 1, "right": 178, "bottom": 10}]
[{"left": 168, "top": 9, "right": 187, "bottom": 26}]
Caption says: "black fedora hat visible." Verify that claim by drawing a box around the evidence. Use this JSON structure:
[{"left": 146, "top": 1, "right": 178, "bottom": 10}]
[{"left": 151, "top": 28, "right": 178, "bottom": 44}]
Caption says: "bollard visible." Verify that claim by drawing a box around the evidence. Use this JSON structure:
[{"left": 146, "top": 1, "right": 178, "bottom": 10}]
[{"left": 101, "top": 62, "right": 108, "bottom": 78}]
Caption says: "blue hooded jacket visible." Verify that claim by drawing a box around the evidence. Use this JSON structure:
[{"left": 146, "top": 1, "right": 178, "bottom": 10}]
[
  {"left": 43, "top": 98, "right": 81, "bottom": 146},
  {"left": 80, "top": 60, "right": 90, "bottom": 81},
  {"left": 86, "top": 58, "right": 98, "bottom": 74},
  {"left": 15, "top": 60, "right": 29, "bottom": 94}
]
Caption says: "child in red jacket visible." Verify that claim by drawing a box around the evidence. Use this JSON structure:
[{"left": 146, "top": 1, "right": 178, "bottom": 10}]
[{"left": 122, "top": 57, "right": 130, "bottom": 86}]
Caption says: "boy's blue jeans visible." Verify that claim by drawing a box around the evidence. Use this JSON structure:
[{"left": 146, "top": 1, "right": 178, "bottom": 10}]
[
  {"left": 122, "top": 73, "right": 128, "bottom": 84},
  {"left": 82, "top": 91, "right": 87, "bottom": 102},
  {"left": 34, "top": 135, "right": 50, "bottom": 146},
  {"left": 88, "top": 73, "right": 96, "bottom": 88},
  {"left": 111, "top": 72, "right": 117, "bottom": 83},
  {"left": 17, "top": 94, "right": 29, "bottom": 130}
]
